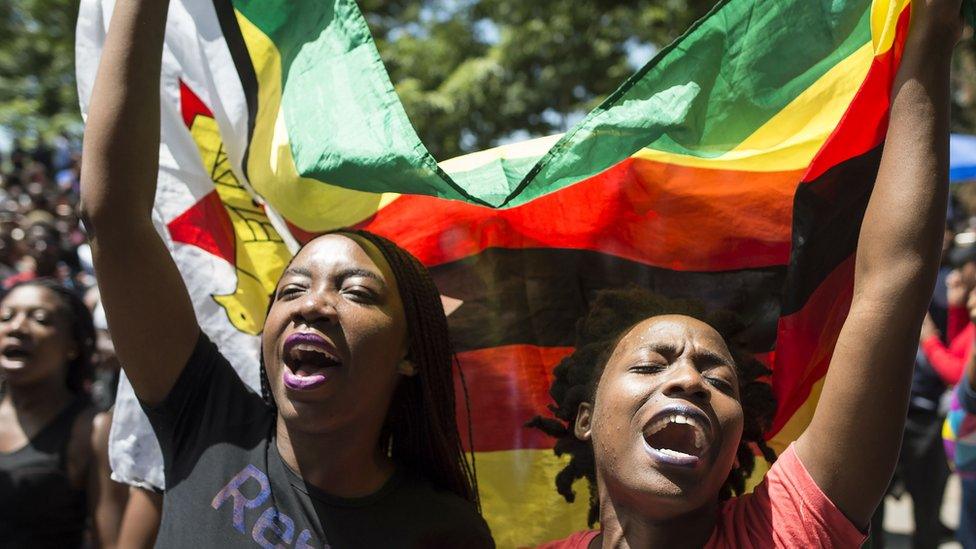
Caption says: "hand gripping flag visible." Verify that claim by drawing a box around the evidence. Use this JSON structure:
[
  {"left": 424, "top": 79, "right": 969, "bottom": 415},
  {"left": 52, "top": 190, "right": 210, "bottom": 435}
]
[{"left": 77, "top": 0, "right": 936, "bottom": 545}]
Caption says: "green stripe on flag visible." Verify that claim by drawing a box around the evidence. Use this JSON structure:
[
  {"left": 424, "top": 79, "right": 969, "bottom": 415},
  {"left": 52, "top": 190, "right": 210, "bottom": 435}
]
[{"left": 231, "top": 0, "right": 874, "bottom": 208}]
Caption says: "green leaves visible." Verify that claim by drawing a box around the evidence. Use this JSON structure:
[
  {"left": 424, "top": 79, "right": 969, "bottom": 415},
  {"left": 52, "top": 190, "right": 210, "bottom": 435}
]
[
  {"left": 0, "top": 0, "right": 82, "bottom": 139},
  {"left": 368, "top": 0, "right": 714, "bottom": 158}
]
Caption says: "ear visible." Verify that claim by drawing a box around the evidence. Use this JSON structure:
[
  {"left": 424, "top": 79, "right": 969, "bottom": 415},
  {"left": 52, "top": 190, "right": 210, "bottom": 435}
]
[
  {"left": 574, "top": 402, "right": 594, "bottom": 442},
  {"left": 397, "top": 359, "right": 417, "bottom": 377}
]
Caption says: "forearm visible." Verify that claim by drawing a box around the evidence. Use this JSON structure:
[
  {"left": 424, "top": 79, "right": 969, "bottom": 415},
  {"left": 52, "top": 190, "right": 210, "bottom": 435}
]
[
  {"left": 948, "top": 305, "right": 969, "bottom": 341},
  {"left": 80, "top": 0, "right": 171, "bottom": 226},
  {"left": 921, "top": 334, "right": 966, "bottom": 385},
  {"left": 79, "top": 0, "right": 200, "bottom": 405},
  {"left": 795, "top": 3, "right": 958, "bottom": 527},
  {"left": 853, "top": 25, "right": 953, "bottom": 312}
]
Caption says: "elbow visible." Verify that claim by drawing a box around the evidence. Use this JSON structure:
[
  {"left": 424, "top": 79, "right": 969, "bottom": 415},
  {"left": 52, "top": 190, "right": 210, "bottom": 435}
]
[
  {"left": 854, "top": 254, "right": 938, "bottom": 308},
  {"left": 78, "top": 191, "right": 108, "bottom": 237}
]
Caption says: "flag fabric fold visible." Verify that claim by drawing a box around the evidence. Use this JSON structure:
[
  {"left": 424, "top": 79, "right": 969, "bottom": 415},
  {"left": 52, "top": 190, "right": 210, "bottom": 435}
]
[{"left": 77, "top": 0, "right": 928, "bottom": 545}]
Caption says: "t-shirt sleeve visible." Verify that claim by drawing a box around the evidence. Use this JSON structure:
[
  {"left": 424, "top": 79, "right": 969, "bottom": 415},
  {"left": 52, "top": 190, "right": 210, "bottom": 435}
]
[
  {"left": 140, "top": 332, "right": 267, "bottom": 482},
  {"left": 710, "top": 444, "right": 866, "bottom": 548},
  {"left": 533, "top": 531, "right": 598, "bottom": 549}
]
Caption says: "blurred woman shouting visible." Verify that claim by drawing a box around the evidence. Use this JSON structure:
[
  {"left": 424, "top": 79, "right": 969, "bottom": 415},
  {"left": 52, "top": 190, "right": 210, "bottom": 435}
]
[{"left": 0, "top": 280, "right": 104, "bottom": 548}]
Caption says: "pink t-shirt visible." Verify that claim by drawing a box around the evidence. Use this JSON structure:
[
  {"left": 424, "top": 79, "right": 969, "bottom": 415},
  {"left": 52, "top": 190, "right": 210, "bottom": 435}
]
[{"left": 536, "top": 444, "right": 866, "bottom": 548}]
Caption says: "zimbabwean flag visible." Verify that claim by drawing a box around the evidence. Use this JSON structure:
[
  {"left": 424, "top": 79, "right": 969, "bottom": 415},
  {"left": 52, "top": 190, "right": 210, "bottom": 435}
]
[{"left": 77, "top": 0, "right": 935, "bottom": 545}]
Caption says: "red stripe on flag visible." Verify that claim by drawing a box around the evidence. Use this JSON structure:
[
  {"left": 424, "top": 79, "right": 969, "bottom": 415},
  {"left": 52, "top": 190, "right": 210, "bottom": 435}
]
[
  {"left": 802, "top": 5, "right": 909, "bottom": 183},
  {"left": 362, "top": 159, "right": 801, "bottom": 272},
  {"left": 768, "top": 5, "right": 910, "bottom": 438},
  {"left": 769, "top": 255, "right": 855, "bottom": 437},
  {"left": 454, "top": 345, "right": 573, "bottom": 452}
]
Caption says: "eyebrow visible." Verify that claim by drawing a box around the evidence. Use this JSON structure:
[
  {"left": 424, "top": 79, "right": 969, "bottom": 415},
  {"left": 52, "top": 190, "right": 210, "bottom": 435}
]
[
  {"left": 281, "top": 266, "right": 385, "bottom": 286},
  {"left": 638, "top": 343, "right": 734, "bottom": 369},
  {"left": 335, "top": 268, "right": 386, "bottom": 286},
  {"left": 282, "top": 266, "right": 313, "bottom": 279}
]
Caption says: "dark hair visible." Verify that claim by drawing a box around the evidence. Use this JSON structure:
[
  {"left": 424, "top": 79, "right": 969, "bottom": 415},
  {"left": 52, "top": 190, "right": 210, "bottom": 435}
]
[
  {"left": 527, "top": 287, "right": 777, "bottom": 526},
  {"left": 1, "top": 278, "right": 95, "bottom": 394},
  {"left": 258, "top": 229, "right": 479, "bottom": 504}
]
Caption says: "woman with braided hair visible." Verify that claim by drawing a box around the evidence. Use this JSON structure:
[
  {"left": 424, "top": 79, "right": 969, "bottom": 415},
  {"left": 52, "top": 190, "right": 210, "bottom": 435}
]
[
  {"left": 533, "top": 0, "right": 964, "bottom": 547},
  {"left": 79, "top": 1, "right": 492, "bottom": 546}
]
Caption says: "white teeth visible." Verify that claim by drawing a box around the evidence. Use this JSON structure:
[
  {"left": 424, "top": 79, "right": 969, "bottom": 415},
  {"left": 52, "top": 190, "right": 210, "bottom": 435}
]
[
  {"left": 643, "top": 413, "right": 708, "bottom": 448},
  {"left": 293, "top": 344, "right": 326, "bottom": 353}
]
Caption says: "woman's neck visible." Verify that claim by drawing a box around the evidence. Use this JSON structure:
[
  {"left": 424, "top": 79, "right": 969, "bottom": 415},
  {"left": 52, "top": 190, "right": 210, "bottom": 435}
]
[
  {"left": 3, "top": 378, "right": 74, "bottom": 419},
  {"left": 274, "top": 415, "right": 395, "bottom": 499},
  {"left": 595, "top": 495, "right": 719, "bottom": 549}
]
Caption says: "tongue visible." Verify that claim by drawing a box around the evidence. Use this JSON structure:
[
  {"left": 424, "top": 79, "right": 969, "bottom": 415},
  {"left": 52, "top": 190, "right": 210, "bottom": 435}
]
[{"left": 647, "top": 423, "right": 700, "bottom": 456}]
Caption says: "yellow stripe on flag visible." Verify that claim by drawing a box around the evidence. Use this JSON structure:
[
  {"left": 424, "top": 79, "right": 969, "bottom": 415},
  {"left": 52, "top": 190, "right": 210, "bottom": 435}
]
[
  {"left": 766, "top": 377, "right": 827, "bottom": 456},
  {"left": 872, "top": 0, "right": 912, "bottom": 55},
  {"left": 475, "top": 449, "right": 591, "bottom": 548}
]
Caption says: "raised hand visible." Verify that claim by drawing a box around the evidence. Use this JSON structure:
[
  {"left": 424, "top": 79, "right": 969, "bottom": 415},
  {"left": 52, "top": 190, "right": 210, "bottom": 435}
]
[
  {"left": 910, "top": 0, "right": 965, "bottom": 45},
  {"left": 947, "top": 269, "right": 970, "bottom": 307}
]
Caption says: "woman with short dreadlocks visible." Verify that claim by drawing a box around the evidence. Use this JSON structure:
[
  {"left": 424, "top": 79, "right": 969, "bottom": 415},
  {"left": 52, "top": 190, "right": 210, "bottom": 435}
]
[
  {"left": 79, "top": 1, "right": 492, "bottom": 547},
  {"left": 533, "top": 1, "right": 962, "bottom": 547}
]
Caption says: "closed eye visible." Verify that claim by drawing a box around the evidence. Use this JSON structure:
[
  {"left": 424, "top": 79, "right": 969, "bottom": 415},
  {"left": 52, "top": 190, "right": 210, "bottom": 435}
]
[
  {"left": 343, "top": 286, "right": 378, "bottom": 303},
  {"left": 277, "top": 285, "right": 305, "bottom": 300},
  {"left": 705, "top": 375, "right": 735, "bottom": 394},
  {"left": 630, "top": 363, "right": 668, "bottom": 375}
]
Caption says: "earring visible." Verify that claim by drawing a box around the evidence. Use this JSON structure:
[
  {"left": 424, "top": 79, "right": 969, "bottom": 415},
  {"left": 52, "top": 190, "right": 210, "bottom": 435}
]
[{"left": 398, "top": 359, "right": 418, "bottom": 376}]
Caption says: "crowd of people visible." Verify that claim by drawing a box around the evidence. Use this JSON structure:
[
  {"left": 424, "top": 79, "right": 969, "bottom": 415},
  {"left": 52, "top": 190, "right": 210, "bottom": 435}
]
[
  {"left": 0, "top": 138, "right": 165, "bottom": 547},
  {"left": 0, "top": 0, "right": 973, "bottom": 548}
]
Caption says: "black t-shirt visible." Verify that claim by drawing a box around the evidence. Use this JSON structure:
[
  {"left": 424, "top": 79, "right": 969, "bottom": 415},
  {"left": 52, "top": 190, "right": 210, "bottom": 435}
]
[{"left": 143, "top": 334, "right": 494, "bottom": 548}]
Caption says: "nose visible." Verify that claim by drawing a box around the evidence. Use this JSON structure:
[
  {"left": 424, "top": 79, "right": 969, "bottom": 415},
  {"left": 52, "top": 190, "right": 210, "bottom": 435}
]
[
  {"left": 295, "top": 290, "right": 338, "bottom": 325},
  {"left": 661, "top": 360, "right": 710, "bottom": 403}
]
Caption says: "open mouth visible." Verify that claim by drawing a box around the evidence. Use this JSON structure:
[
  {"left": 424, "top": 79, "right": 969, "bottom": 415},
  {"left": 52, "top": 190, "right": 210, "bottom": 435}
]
[
  {"left": 0, "top": 343, "right": 32, "bottom": 366},
  {"left": 642, "top": 411, "right": 710, "bottom": 467},
  {"left": 281, "top": 333, "right": 342, "bottom": 391}
]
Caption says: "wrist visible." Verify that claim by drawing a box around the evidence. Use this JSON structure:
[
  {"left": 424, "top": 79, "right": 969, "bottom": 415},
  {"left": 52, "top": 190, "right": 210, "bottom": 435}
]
[{"left": 905, "top": 18, "right": 960, "bottom": 58}]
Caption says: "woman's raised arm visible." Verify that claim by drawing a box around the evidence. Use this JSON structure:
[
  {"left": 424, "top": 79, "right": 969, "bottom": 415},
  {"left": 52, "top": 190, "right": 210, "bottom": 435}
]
[
  {"left": 80, "top": 0, "right": 199, "bottom": 406},
  {"left": 794, "top": 0, "right": 962, "bottom": 529}
]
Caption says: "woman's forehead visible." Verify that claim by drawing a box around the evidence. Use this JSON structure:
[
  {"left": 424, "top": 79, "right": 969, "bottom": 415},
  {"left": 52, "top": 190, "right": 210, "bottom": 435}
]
[
  {"left": 613, "top": 315, "right": 731, "bottom": 358},
  {"left": 2, "top": 285, "right": 63, "bottom": 310},
  {"left": 291, "top": 234, "right": 395, "bottom": 283}
]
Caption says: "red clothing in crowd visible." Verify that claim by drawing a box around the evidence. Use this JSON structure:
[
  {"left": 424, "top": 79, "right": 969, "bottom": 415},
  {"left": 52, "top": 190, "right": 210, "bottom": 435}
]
[
  {"left": 921, "top": 305, "right": 974, "bottom": 386},
  {"left": 535, "top": 444, "right": 865, "bottom": 549}
]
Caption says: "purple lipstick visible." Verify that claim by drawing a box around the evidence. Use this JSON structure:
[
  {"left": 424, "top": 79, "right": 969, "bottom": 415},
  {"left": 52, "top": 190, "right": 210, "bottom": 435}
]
[
  {"left": 282, "top": 369, "right": 329, "bottom": 391},
  {"left": 281, "top": 332, "right": 341, "bottom": 392}
]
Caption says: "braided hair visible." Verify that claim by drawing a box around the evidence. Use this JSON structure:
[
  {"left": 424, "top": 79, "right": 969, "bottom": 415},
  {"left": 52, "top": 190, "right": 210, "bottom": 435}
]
[
  {"left": 258, "top": 230, "right": 479, "bottom": 505},
  {"left": 1, "top": 278, "right": 96, "bottom": 395},
  {"left": 527, "top": 287, "right": 777, "bottom": 526}
]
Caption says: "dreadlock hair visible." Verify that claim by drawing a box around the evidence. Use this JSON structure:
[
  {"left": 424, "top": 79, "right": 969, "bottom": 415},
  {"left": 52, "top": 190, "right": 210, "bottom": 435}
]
[
  {"left": 527, "top": 287, "right": 778, "bottom": 526},
  {"left": 258, "top": 229, "right": 479, "bottom": 505},
  {"left": 1, "top": 278, "right": 95, "bottom": 395}
]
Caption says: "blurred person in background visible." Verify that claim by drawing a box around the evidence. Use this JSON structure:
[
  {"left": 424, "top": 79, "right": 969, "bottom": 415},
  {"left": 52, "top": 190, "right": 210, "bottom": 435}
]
[
  {"left": 0, "top": 279, "right": 120, "bottom": 547},
  {"left": 863, "top": 237, "right": 974, "bottom": 548},
  {"left": 117, "top": 486, "right": 163, "bottom": 548},
  {"left": 941, "top": 284, "right": 976, "bottom": 547},
  {"left": 84, "top": 286, "right": 162, "bottom": 548}
]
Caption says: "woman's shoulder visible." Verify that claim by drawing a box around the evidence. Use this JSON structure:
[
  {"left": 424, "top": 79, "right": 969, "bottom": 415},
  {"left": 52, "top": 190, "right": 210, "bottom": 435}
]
[
  {"left": 391, "top": 472, "right": 494, "bottom": 543},
  {"left": 396, "top": 472, "right": 483, "bottom": 515}
]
